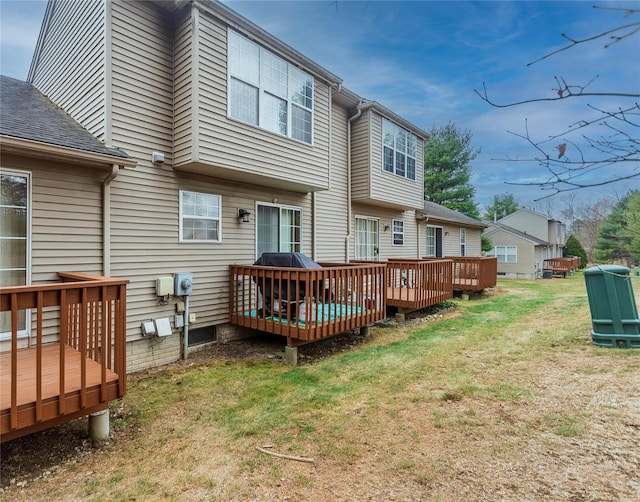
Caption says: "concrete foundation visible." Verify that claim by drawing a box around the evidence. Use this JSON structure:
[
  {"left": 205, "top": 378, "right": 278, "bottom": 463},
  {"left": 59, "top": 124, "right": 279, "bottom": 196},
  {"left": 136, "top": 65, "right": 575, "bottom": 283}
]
[
  {"left": 461, "top": 294, "right": 470, "bottom": 301},
  {"left": 285, "top": 345, "right": 298, "bottom": 366},
  {"left": 88, "top": 409, "right": 110, "bottom": 441}
]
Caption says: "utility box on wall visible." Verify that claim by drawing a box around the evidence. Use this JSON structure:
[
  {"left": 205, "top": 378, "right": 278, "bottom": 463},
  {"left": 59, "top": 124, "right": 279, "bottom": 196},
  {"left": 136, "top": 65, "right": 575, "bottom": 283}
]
[
  {"left": 174, "top": 272, "right": 193, "bottom": 296},
  {"left": 584, "top": 265, "right": 640, "bottom": 348}
]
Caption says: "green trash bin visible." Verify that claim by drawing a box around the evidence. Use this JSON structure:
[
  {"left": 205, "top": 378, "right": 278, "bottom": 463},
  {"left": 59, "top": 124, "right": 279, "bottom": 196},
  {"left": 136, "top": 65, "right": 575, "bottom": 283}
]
[{"left": 583, "top": 265, "right": 640, "bottom": 348}]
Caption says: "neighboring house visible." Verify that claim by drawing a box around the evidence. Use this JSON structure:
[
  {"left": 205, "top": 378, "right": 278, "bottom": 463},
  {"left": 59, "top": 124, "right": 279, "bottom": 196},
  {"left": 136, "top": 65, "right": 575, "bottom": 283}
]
[
  {"left": 484, "top": 208, "right": 567, "bottom": 279},
  {"left": 2, "top": 0, "right": 430, "bottom": 372},
  {"left": 417, "top": 200, "right": 487, "bottom": 258},
  {"left": 0, "top": 76, "right": 136, "bottom": 351}
]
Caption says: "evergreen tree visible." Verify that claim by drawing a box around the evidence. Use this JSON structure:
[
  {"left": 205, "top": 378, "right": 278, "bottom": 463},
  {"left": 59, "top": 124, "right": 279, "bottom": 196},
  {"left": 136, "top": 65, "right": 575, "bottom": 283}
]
[
  {"left": 594, "top": 193, "right": 634, "bottom": 264},
  {"left": 483, "top": 193, "right": 519, "bottom": 221},
  {"left": 423, "top": 122, "right": 480, "bottom": 219},
  {"left": 622, "top": 191, "right": 640, "bottom": 263},
  {"left": 564, "top": 234, "right": 588, "bottom": 268}
]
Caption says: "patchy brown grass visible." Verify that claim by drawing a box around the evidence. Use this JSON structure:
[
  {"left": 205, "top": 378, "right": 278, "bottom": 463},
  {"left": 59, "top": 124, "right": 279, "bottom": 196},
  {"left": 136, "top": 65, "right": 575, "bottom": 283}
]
[{"left": 2, "top": 275, "right": 640, "bottom": 501}]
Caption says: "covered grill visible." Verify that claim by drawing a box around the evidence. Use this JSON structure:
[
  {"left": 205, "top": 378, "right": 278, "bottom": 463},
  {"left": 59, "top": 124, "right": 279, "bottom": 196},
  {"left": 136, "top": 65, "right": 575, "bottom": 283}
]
[{"left": 254, "top": 252, "right": 323, "bottom": 320}]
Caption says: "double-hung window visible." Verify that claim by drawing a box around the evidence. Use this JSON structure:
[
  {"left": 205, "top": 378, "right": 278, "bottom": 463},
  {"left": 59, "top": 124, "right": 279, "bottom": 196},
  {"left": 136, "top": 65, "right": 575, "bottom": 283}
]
[
  {"left": 382, "top": 118, "right": 417, "bottom": 180},
  {"left": 392, "top": 219, "right": 404, "bottom": 246},
  {"left": 487, "top": 246, "right": 517, "bottom": 263},
  {"left": 228, "top": 30, "right": 314, "bottom": 144},
  {"left": 180, "top": 191, "right": 221, "bottom": 242}
]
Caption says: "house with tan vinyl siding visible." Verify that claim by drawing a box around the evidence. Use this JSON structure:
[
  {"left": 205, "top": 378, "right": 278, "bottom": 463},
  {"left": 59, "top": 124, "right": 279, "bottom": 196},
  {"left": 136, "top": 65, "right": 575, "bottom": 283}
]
[
  {"left": 418, "top": 201, "right": 487, "bottom": 258},
  {"left": 9, "top": 0, "right": 430, "bottom": 372},
  {"left": 484, "top": 208, "right": 567, "bottom": 279}
]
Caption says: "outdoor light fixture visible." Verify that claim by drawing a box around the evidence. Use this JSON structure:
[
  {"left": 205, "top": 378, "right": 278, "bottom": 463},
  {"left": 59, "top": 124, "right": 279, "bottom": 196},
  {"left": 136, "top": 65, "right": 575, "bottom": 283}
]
[
  {"left": 384, "top": 224, "right": 390, "bottom": 231},
  {"left": 238, "top": 208, "right": 251, "bottom": 223}
]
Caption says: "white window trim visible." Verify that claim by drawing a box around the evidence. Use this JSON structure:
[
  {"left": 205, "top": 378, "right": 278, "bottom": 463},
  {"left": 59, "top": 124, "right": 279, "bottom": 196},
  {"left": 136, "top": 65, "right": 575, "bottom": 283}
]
[
  {"left": 382, "top": 118, "right": 417, "bottom": 181},
  {"left": 425, "top": 225, "right": 442, "bottom": 257},
  {"left": 227, "top": 29, "right": 314, "bottom": 145},
  {"left": 488, "top": 245, "right": 518, "bottom": 263},
  {"left": 256, "top": 202, "right": 304, "bottom": 259},
  {"left": 0, "top": 169, "right": 32, "bottom": 341},
  {"left": 392, "top": 219, "right": 404, "bottom": 246},
  {"left": 355, "top": 215, "right": 380, "bottom": 260},
  {"left": 460, "top": 228, "right": 466, "bottom": 256},
  {"left": 179, "top": 190, "right": 222, "bottom": 243}
]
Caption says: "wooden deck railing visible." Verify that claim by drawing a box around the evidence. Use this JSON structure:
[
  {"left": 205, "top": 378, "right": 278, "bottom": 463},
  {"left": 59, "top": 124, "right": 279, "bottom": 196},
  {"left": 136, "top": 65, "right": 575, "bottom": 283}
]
[
  {"left": 423, "top": 256, "right": 498, "bottom": 293},
  {"left": 229, "top": 262, "right": 386, "bottom": 346},
  {"left": 1, "top": 273, "right": 128, "bottom": 442},
  {"left": 385, "top": 259, "right": 454, "bottom": 312},
  {"left": 543, "top": 257, "right": 578, "bottom": 277},
  {"left": 449, "top": 256, "right": 498, "bottom": 292}
]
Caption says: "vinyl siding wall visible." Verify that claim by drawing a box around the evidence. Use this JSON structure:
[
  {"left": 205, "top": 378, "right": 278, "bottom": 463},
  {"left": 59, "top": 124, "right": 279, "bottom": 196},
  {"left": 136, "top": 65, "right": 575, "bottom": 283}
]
[
  {"left": 352, "top": 202, "right": 419, "bottom": 260},
  {"left": 351, "top": 110, "right": 424, "bottom": 210},
  {"left": 419, "top": 223, "right": 483, "bottom": 257},
  {"left": 178, "top": 13, "right": 331, "bottom": 191},
  {"left": 29, "top": 0, "right": 107, "bottom": 142},
  {"left": 107, "top": 1, "right": 316, "bottom": 369},
  {"left": 499, "top": 211, "right": 548, "bottom": 242},
  {"left": 485, "top": 230, "right": 537, "bottom": 279},
  {"left": 314, "top": 101, "right": 350, "bottom": 262},
  {"left": 0, "top": 154, "right": 107, "bottom": 351}
]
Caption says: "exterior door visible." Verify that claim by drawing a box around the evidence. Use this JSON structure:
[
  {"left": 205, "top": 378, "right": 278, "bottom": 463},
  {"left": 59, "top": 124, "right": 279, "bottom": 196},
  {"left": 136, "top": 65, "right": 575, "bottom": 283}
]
[
  {"left": 426, "top": 226, "right": 443, "bottom": 257},
  {"left": 355, "top": 217, "right": 379, "bottom": 260},
  {"left": 256, "top": 203, "right": 302, "bottom": 258},
  {"left": 0, "top": 171, "right": 30, "bottom": 340}
]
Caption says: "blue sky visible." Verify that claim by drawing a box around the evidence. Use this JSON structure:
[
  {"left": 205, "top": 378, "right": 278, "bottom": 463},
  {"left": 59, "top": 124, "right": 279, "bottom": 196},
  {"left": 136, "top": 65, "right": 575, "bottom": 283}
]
[{"left": 1, "top": 0, "right": 638, "bottom": 216}]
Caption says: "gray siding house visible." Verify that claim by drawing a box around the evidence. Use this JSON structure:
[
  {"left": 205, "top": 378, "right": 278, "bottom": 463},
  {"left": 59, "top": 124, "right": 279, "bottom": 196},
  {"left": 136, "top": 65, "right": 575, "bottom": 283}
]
[
  {"left": 2, "top": 0, "right": 433, "bottom": 372},
  {"left": 484, "top": 208, "right": 567, "bottom": 279}
]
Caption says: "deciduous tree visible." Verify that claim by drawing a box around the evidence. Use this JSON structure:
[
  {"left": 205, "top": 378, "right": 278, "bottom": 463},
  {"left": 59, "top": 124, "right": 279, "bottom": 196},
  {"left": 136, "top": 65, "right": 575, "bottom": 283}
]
[{"left": 475, "top": 5, "right": 640, "bottom": 198}]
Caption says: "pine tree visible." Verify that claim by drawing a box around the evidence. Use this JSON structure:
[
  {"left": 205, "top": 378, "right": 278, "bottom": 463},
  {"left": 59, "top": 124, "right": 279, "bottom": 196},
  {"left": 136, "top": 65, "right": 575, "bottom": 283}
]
[
  {"left": 423, "top": 122, "right": 480, "bottom": 219},
  {"left": 564, "top": 234, "right": 588, "bottom": 268}
]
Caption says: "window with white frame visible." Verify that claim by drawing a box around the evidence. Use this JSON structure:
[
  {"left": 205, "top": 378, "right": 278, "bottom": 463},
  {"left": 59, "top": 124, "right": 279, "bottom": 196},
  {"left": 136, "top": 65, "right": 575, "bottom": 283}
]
[
  {"left": 382, "top": 118, "right": 417, "bottom": 180},
  {"left": 487, "top": 246, "right": 517, "bottom": 263},
  {"left": 355, "top": 216, "right": 379, "bottom": 260},
  {"left": 426, "top": 226, "right": 444, "bottom": 257},
  {"left": 180, "top": 191, "right": 221, "bottom": 242},
  {"left": 257, "top": 204, "right": 302, "bottom": 258},
  {"left": 460, "top": 228, "right": 466, "bottom": 256},
  {"left": 392, "top": 219, "right": 404, "bottom": 246},
  {"left": 1, "top": 171, "right": 30, "bottom": 339},
  {"left": 228, "top": 30, "right": 314, "bottom": 144}
]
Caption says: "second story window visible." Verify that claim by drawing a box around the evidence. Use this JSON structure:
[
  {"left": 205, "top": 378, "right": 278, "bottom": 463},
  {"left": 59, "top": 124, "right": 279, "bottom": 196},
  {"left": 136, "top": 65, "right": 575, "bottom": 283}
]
[
  {"left": 382, "top": 118, "right": 416, "bottom": 180},
  {"left": 228, "top": 30, "right": 314, "bottom": 144}
]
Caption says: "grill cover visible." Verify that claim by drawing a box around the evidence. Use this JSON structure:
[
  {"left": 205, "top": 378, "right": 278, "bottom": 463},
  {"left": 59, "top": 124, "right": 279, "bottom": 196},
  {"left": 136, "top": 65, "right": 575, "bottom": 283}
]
[{"left": 254, "top": 253, "right": 322, "bottom": 319}]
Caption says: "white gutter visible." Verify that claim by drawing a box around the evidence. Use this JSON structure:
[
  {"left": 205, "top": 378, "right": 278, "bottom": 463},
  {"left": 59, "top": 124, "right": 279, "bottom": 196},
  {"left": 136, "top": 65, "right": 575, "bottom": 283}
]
[{"left": 345, "top": 102, "right": 363, "bottom": 261}]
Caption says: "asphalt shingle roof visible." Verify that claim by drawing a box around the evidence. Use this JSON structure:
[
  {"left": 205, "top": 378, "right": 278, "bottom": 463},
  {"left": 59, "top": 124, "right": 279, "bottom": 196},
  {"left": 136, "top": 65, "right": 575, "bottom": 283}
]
[
  {"left": 0, "top": 75, "right": 129, "bottom": 159},
  {"left": 420, "top": 200, "right": 487, "bottom": 228}
]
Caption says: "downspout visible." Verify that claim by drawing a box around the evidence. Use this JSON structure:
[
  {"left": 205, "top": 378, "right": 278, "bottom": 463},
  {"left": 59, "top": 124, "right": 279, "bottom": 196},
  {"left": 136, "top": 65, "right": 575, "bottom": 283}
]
[
  {"left": 102, "top": 165, "right": 120, "bottom": 277},
  {"left": 346, "top": 101, "right": 363, "bottom": 261}
]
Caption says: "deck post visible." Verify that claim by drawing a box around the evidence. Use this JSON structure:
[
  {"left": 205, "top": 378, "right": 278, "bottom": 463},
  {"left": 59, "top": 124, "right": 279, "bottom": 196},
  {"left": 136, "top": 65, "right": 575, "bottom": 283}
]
[
  {"left": 284, "top": 345, "right": 298, "bottom": 366},
  {"left": 88, "top": 409, "right": 110, "bottom": 441}
]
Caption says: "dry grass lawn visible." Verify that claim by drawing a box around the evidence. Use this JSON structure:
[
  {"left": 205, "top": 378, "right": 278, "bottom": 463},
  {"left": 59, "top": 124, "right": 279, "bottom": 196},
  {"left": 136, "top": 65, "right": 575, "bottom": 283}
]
[{"left": 2, "top": 274, "right": 639, "bottom": 501}]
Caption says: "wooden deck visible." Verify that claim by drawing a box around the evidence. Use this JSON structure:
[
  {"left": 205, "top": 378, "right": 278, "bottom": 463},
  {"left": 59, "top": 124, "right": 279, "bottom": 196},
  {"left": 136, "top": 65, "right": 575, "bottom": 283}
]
[
  {"left": 229, "top": 262, "right": 386, "bottom": 346},
  {"left": 385, "top": 259, "right": 454, "bottom": 312},
  {"left": 544, "top": 257, "right": 579, "bottom": 278},
  {"left": 1, "top": 273, "right": 128, "bottom": 443},
  {"left": 449, "top": 257, "right": 498, "bottom": 293}
]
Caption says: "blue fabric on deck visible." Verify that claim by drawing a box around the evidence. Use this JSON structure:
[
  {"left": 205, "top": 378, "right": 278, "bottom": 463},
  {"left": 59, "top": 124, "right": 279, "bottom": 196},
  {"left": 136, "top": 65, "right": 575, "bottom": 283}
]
[{"left": 246, "top": 303, "right": 362, "bottom": 326}]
